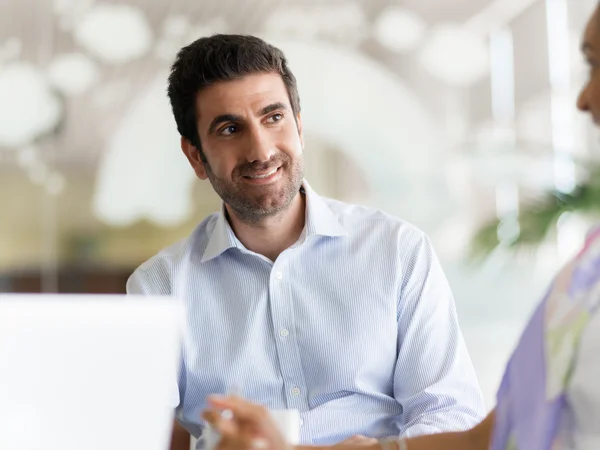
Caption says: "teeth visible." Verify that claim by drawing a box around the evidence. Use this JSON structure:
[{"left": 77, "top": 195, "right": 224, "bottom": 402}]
[{"left": 247, "top": 168, "right": 277, "bottom": 179}]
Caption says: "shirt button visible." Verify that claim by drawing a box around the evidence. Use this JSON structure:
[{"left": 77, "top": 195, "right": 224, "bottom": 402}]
[
  {"left": 291, "top": 387, "right": 301, "bottom": 396},
  {"left": 275, "top": 271, "right": 283, "bottom": 280},
  {"left": 300, "top": 418, "right": 304, "bottom": 426},
  {"left": 279, "top": 328, "right": 290, "bottom": 338}
]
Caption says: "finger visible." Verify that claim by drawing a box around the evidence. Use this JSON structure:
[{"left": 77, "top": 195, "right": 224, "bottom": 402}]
[
  {"left": 202, "top": 410, "right": 221, "bottom": 428},
  {"left": 338, "top": 435, "right": 379, "bottom": 446},
  {"left": 205, "top": 419, "right": 270, "bottom": 450},
  {"left": 248, "top": 438, "right": 270, "bottom": 449},
  {"left": 202, "top": 410, "right": 238, "bottom": 437},
  {"left": 207, "top": 396, "right": 270, "bottom": 423}
]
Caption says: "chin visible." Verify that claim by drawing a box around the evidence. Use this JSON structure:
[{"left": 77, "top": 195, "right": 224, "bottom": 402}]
[{"left": 257, "top": 192, "right": 295, "bottom": 211}]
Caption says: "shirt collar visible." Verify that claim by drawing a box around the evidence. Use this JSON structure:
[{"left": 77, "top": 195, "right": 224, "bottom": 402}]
[
  {"left": 302, "top": 180, "right": 348, "bottom": 239},
  {"left": 200, "top": 180, "right": 348, "bottom": 263},
  {"left": 200, "top": 205, "right": 240, "bottom": 263}
]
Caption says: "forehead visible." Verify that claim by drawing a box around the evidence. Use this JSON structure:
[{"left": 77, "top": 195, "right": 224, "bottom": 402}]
[{"left": 195, "top": 72, "right": 290, "bottom": 119}]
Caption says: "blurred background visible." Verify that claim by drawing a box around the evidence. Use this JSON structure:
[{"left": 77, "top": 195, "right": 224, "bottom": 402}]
[{"left": 1, "top": 0, "right": 599, "bottom": 408}]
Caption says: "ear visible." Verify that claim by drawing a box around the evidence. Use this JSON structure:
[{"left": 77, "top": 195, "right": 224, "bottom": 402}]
[
  {"left": 296, "top": 113, "right": 304, "bottom": 149},
  {"left": 181, "top": 136, "right": 208, "bottom": 180}
]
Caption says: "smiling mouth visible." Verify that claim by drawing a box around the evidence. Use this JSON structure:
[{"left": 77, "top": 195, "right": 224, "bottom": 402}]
[{"left": 243, "top": 167, "right": 280, "bottom": 179}]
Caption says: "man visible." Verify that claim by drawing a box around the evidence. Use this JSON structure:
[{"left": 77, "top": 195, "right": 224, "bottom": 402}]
[
  {"left": 202, "top": 7, "right": 600, "bottom": 450},
  {"left": 127, "top": 34, "right": 485, "bottom": 449}
]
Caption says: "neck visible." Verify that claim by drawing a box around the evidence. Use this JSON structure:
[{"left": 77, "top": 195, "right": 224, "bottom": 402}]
[{"left": 225, "top": 192, "right": 306, "bottom": 262}]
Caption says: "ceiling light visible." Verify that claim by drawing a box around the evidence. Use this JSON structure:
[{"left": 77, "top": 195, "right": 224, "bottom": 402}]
[
  {"left": 47, "top": 53, "right": 100, "bottom": 96},
  {"left": 373, "top": 7, "right": 426, "bottom": 53},
  {"left": 74, "top": 3, "right": 152, "bottom": 64},
  {"left": 0, "top": 63, "right": 63, "bottom": 148},
  {"left": 162, "top": 15, "right": 190, "bottom": 38},
  {"left": 262, "top": 4, "right": 368, "bottom": 45},
  {"left": 418, "top": 25, "right": 490, "bottom": 86}
]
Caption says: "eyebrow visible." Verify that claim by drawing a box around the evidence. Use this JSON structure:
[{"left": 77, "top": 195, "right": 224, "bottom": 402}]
[
  {"left": 259, "top": 102, "right": 288, "bottom": 116},
  {"left": 207, "top": 102, "right": 289, "bottom": 134},
  {"left": 208, "top": 114, "right": 243, "bottom": 135}
]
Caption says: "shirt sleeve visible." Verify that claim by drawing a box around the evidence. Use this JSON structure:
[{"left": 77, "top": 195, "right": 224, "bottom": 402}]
[
  {"left": 126, "top": 268, "right": 183, "bottom": 410},
  {"left": 393, "top": 234, "right": 486, "bottom": 437}
]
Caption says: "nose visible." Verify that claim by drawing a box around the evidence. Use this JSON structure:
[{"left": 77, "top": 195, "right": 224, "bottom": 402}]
[
  {"left": 577, "top": 83, "right": 590, "bottom": 112},
  {"left": 245, "top": 125, "right": 275, "bottom": 163}
]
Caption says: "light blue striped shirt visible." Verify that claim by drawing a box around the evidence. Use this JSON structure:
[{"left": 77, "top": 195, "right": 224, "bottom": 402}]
[{"left": 127, "top": 182, "right": 485, "bottom": 446}]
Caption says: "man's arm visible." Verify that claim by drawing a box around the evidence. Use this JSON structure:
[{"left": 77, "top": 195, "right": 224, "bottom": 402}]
[
  {"left": 127, "top": 268, "right": 191, "bottom": 450},
  {"left": 393, "top": 234, "right": 486, "bottom": 436}
]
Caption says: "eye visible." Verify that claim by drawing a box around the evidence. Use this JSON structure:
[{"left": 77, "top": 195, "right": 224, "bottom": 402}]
[
  {"left": 219, "top": 124, "right": 238, "bottom": 136},
  {"left": 265, "top": 113, "right": 284, "bottom": 124}
]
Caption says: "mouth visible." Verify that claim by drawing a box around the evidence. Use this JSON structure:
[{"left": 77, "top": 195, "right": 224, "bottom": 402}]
[{"left": 242, "top": 167, "right": 281, "bottom": 184}]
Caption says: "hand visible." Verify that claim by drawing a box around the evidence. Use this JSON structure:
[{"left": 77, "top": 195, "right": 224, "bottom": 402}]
[
  {"left": 202, "top": 395, "right": 291, "bottom": 450},
  {"left": 334, "top": 436, "right": 379, "bottom": 447}
]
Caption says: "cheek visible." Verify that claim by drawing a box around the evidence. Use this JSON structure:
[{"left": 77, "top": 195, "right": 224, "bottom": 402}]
[
  {"left": 205, "top": 147, "right": 240, "bottom": 178},
  {"left": 279, "top": 127, "right": 303, "bottom": 156}
]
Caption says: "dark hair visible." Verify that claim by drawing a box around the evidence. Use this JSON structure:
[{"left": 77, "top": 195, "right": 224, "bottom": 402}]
[{"left": 167, "top": 34, "right": 301, "bottom": 156}]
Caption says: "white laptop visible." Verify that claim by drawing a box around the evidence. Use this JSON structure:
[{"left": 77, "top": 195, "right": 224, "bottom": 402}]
[{"left": 0, "top": 294, "right": 182, "bottom": 450}]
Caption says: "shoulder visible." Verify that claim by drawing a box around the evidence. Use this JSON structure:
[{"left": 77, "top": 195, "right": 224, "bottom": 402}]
[
  {"left": 126, "top": 213, "right": 220, "bottom": 294},
  {"left": 322, "top": 196, "right": 429, "bottom": 248},
  {"left": 545, "top": 227, "right": 600, "bottom": 311}
]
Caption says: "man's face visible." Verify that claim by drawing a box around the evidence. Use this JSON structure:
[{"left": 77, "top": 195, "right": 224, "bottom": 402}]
[
  {"left": 183, "top": 72, "right": 305, "bottom": 224},
  {"left": 578, "top": 7, "right": 600, "bottom": 124}
]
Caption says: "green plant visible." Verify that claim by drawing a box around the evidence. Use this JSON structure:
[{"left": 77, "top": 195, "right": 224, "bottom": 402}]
[{"left": 471, "top": 163, "right": 600, "bottom": 260}]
